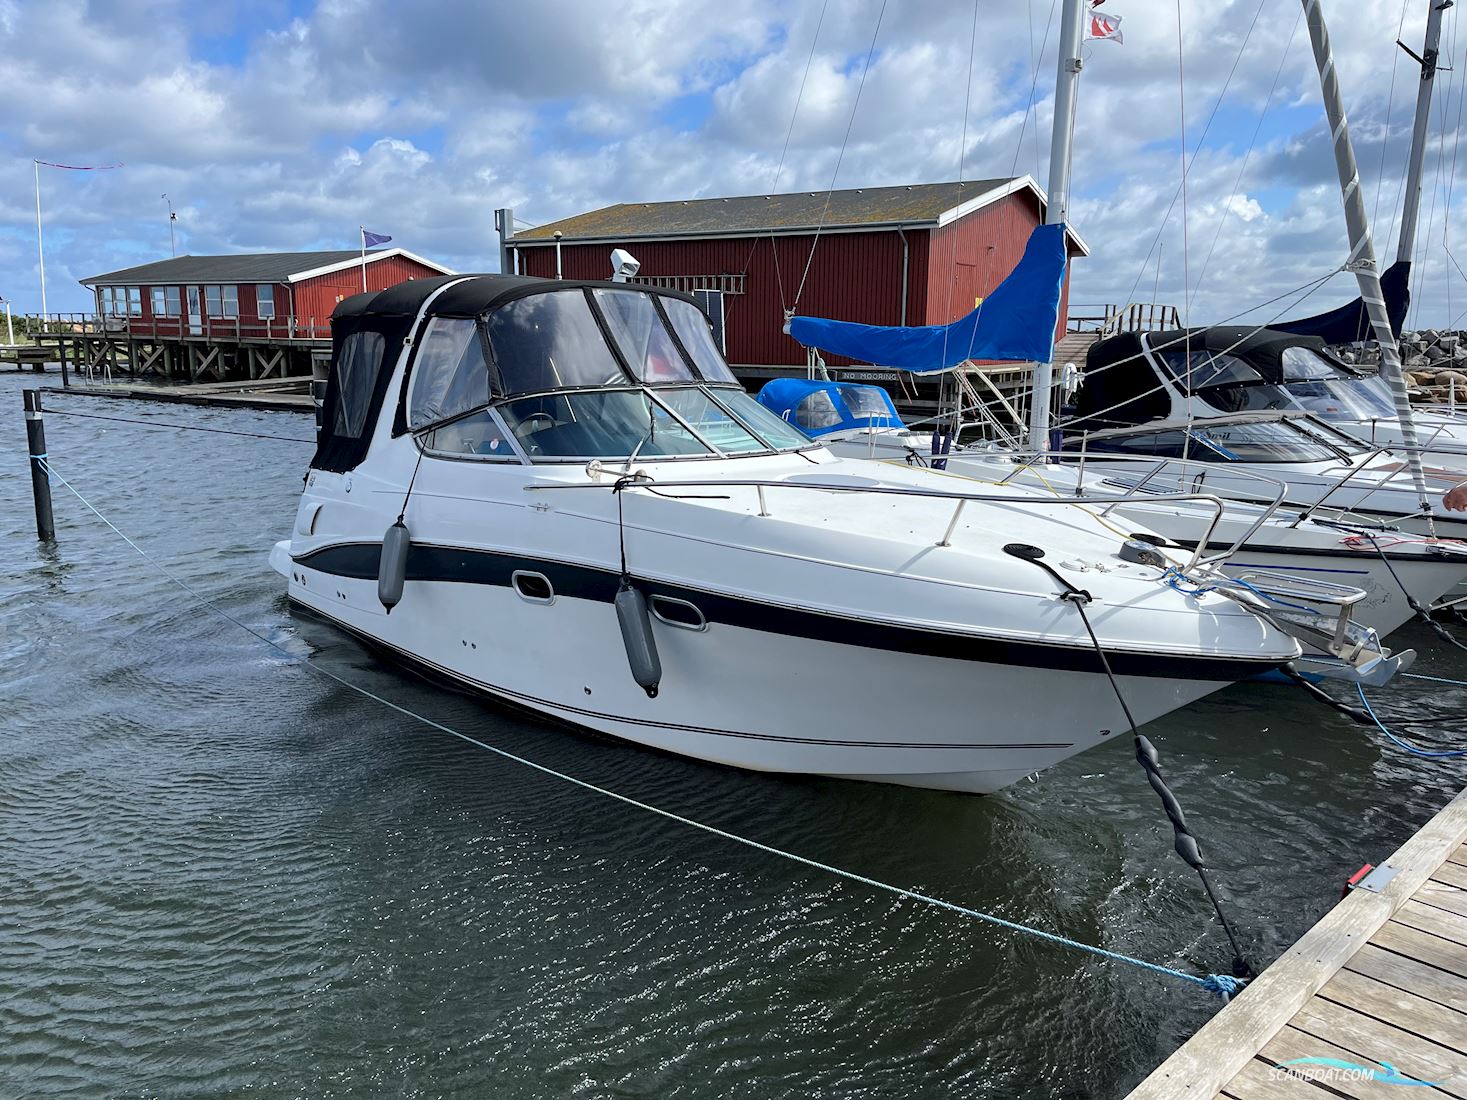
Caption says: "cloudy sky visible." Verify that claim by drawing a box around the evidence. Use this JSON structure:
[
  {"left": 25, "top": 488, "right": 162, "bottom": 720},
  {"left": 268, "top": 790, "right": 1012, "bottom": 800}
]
[{"left": 2, "top": 0, "right": 1466, "bottom": 330}]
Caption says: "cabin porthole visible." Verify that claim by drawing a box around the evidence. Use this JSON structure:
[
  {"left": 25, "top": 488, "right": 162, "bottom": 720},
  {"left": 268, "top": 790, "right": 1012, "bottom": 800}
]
[
  {"left": 512, "top": 570, "right": 555, "bottom": 604},
  {"left": 650, "top": 595, "right": 707, "bottom": 632}
]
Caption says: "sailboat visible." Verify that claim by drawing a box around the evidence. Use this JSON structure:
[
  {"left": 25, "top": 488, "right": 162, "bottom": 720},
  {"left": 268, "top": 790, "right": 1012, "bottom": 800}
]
[{"left": 772, "top": 0, "right": 1467, "bottom": 667}]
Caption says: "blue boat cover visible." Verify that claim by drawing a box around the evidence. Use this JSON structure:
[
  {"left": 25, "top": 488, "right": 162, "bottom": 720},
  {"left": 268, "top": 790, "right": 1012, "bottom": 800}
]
[
  {"left": 755, "top": 378, "right": 904, "bottom": 437},
  {"left": 786, "top": 222, "right": 1069, "bottom": 372}
]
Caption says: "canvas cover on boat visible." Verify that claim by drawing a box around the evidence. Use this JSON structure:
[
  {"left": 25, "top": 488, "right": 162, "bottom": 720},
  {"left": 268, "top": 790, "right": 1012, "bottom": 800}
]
[
  {"left": 311, "top": 274, "right": 735, "bottom": 470},
  {"left": 311, "top": 277, "right": 459, "bottom": 472},
  {"left": 1066, "top": 331, "right": 1168, "bottom": 432},
  {"left": 1065, "top": 326, "right": 1354, "bottom": 434},
  {"left": 755, "top": 378, "right": 904, "bottom": 436},
  {"left": 1272, "top": 259, "right": 1411, "bottom": 344},
  {"left": 785, "top": 223, "right": 1069, "bottom": 372}
]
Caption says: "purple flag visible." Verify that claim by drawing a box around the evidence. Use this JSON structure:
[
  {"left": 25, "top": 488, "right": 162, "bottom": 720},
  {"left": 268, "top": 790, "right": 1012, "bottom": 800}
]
[{"left": 362, "top": 230, "right": 392, "bottom": 247}]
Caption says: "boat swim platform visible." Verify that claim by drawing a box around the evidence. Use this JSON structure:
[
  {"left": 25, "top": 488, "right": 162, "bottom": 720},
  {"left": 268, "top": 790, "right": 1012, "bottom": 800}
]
[{"left": 1127, "top": 786, "right": 1467, "bottom": 1098}]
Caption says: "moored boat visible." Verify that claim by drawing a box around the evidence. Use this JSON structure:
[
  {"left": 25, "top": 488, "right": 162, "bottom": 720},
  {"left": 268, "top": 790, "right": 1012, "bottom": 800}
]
[{"left": 272, "top": 274, "right": 1308, "bottom": 793}]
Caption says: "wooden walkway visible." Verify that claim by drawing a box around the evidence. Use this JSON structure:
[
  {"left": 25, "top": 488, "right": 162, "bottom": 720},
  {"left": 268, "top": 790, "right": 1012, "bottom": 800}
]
[
  {"left": 41, "top": 379, "right": 313, "bottom": 413},
  {"left": 1128, "top": 787, "right": 1467, "bottom": 1098}
]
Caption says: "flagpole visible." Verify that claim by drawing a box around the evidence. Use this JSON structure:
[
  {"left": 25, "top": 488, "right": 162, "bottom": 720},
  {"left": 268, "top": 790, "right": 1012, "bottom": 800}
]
[
  {"left": 360, "top": 226, "right": 368, "bottom": 293},
  {"left": 34, "top": 160, "right": 47, "bottom": 327}
]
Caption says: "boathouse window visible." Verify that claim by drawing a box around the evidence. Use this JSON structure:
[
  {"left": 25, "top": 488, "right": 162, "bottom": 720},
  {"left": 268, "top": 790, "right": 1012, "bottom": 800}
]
[
  {"left": 205, "top": 285, "right": 239, "bottom": 318},
  {"left": 592, "top": 289, "right": 695, "bottom": 383},
  {"left": 661, "top": 297, "right": 738, "bottom": 383},
  {"left": 484, "top": 290, "right": 627, "bottom": 394},
  {"left": 256, "top": 285, "right": 276, "bottom": 320},
  {"left": 123, "top": 287, "right": 141, "bottom": 316},
  {"left": 408, "top": 317, "right": 490, "bottom": 429},
  {"left": 334, "top": 331, "right": 387, "bottom": 439},
  {"left": 150, "top": 287, "right": 180, "bottom": 317}
]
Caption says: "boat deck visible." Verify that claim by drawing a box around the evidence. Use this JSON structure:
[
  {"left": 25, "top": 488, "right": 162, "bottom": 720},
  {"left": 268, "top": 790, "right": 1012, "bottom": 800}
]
[{"left": 1127, "top": 787, "right": 1467, "bottom": 1098}]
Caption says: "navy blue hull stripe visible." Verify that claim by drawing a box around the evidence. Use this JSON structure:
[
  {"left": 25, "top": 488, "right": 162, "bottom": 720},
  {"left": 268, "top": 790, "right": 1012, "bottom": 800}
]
[{"left": 292, "top": 541, "right": 1284, "bottom": 682}]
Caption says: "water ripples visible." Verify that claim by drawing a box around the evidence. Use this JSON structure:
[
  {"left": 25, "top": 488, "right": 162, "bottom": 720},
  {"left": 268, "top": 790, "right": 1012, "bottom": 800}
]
[{"left": 4, "top": 375, "right": 1467, "bottom": 1097}]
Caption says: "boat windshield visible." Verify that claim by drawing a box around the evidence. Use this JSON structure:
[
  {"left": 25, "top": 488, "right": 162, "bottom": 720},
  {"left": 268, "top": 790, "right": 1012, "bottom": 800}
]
[
  {"left": 408, "top": 284, "right": 816, "bottom": 462},
  {"left": 1159, "top": 344, "right": 1397, "bottom": 421},
  {"left": 1070, "top": 417, "right": 1365, "bottom": 463},
  {"left": 495, "top": 386, "right": 813, "bottom": 460}
]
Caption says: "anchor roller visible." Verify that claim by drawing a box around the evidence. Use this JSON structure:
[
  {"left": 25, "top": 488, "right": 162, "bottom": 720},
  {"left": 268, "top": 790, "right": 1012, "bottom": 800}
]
[
  {"left": 378, "top": 520, "right": 411, "bottom": 613},
  {"left": 615, "top": 577, "right": 661, "bottom": 697}
]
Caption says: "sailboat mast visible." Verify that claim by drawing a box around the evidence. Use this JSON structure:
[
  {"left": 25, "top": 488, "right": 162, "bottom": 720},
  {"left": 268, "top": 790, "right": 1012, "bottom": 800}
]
[
  {"left": 1026, "top": 0, "right": 1086, "bottom": 455},
  {"left": 1300, "top": 0, "right": 1433, "bottom": 518},
  {"left": 1396, "top": 0, "right": 1450, "bottom": 264}
]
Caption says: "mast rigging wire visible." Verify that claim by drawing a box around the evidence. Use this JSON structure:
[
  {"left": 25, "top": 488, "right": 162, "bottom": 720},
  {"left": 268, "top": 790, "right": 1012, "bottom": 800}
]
[
  {"left": 1190, "top": 6, "right": 1303, "bottom": 311},
  {"left": 727, "top": 1, "right": 828, "bottom": 329},
  {"left": 1121, "top": 0, "right": 1269, "bottom": 314},
  {"left": 791, "top": 0, "right": 889, "bottom": 312}
]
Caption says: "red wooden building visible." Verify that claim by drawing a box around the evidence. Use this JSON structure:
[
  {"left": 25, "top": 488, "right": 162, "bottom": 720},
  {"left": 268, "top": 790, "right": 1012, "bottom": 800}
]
[
  {"left": 80, "top": 248, "right": 454, "bottom": 339},
  {"left": 506, "top": 177, "right": 1087, "bottom": 383}
]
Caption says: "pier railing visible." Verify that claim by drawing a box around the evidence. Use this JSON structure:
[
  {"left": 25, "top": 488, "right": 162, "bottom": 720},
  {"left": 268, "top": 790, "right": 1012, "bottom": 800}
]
[
  {"left": 95, "top": 315, "right": 333, "bottom": 341},
  {"left": 25, "top": 313, "right": 334, "bottom": 342},
  {"left": 1068, "top": 302, "right": 1182, "bottom": 335}
]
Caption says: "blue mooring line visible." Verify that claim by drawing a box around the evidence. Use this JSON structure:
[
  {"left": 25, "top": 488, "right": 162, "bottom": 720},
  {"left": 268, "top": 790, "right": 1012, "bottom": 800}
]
[
  {"left": 34, "top": 452, "right": 1252, "bottom": 1003},
  {"left": 1356, "top": 683, "right": 1467, "bottom": 759}
]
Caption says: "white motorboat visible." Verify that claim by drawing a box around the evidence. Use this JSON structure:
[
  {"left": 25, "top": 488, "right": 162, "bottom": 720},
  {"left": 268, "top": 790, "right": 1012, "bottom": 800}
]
[
  {"left": 758, "top": 378, "right": 1467, "bottom": 656},
  {"left": 1070, "top": 324, "right": 1467, "bottom": 472},
  {"left": 271, "top": 274, "right": 1307, "bottom": 794},
  {"left": 1061, "top": 338, "right": 1467, "bottom": 540}
]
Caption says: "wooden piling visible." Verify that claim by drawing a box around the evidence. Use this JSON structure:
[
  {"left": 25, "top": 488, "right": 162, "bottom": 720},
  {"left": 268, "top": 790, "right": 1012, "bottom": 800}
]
[{"left": 23, "top": 389, "right": 55, "bottom": 540}]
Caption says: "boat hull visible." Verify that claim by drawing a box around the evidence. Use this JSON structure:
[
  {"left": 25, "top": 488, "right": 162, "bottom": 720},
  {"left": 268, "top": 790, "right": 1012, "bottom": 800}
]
[{"left": 278, "top": 543, "right": 1279, "bottom": 794}]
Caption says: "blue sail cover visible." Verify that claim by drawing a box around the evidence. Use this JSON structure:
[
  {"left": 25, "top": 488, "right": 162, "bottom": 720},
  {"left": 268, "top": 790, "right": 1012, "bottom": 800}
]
[
  {"left": 786, "top": 222, "right": 1069, "bottom": 372},
  {"left": 1272, "top": 260, "right": 1411, "bottom": 343}
]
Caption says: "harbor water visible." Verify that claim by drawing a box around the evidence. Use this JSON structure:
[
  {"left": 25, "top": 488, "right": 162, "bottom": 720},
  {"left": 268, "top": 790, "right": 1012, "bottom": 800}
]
[{"left": 4, "top": 372, "right": 1466, "bottom": 1098}]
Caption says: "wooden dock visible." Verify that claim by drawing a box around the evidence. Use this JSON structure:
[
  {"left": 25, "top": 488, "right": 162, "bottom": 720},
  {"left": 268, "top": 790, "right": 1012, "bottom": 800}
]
[
  {"left": 41, "top": 379, "right": 314, "bottom": 413},
  {"left": 1127, "top": 787, "right": 1467, "bottom": 1098}
]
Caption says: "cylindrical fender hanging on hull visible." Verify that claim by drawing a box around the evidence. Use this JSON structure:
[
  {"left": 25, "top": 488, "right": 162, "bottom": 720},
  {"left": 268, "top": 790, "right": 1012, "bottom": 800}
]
[
  {"left": 615, "top": 577, "right": 661, "bottom": 698},
  {"left": 379, "top": 520, "right": 411, "bottom": 613}
]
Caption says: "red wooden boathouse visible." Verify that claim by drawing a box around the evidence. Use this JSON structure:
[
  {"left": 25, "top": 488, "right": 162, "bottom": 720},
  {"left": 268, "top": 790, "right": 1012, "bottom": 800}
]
[
  {"left": 80, "top": 248, "right": 454, "bottom": 340},
  {"left": 505, "top": 176, "right": 1087, "bottom": 386}
]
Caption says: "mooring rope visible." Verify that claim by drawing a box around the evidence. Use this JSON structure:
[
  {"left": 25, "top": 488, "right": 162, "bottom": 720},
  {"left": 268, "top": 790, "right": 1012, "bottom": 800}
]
[
  {"left": 34, "top": 455, "right": 1244, "bottom": 1002},
  {"left": 40, "top": 404, "right": 315, "bottom": 444},
  {"left": 1355, "top": 684, "right": 1467, "bottom": 759}
]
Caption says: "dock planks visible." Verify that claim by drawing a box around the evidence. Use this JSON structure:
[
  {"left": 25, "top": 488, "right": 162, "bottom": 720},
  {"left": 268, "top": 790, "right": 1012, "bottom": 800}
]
[{"left": 1126, "top": 788, "right": 1467, "bottom": 1099}]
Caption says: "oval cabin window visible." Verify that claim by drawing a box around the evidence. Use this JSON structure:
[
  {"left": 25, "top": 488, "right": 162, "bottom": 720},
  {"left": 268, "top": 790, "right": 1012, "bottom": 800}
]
[
  {"left": 512, "top": 571, "right": 554, "bottom": 603},
  {"left": 650, "top": 595, "right": 706, "bottom": 631}
]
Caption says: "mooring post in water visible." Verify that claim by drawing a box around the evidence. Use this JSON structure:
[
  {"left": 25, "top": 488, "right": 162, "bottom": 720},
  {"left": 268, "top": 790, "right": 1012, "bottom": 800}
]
[{"left": 23, "top": 388, "right": 55, "bottom": 541}]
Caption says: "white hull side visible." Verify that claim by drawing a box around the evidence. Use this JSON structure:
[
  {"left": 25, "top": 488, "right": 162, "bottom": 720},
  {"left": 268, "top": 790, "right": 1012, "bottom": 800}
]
[{"left": 283, "top": 561, "right": 1250, "bottom": 795}]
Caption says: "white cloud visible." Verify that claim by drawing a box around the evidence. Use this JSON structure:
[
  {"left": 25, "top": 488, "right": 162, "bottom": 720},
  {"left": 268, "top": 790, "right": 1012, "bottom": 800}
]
[{"left": 1, "top": 0, "right": 1465, "bottom": 334}]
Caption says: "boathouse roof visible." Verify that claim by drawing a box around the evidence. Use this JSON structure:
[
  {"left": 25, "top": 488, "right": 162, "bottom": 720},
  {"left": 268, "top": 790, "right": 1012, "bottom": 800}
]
[
  {"left": 512, "top": 176, "right": 1088, "bottom": 253},
  {"left": 81, "top": 248, "right": 455, "bottom": 286}
]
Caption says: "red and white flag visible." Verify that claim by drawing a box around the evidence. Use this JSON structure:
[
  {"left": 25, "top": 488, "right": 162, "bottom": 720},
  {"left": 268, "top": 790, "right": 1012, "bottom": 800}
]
[{"left": 1086, "top": 1, "right": 1123, "bottom": 44}]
